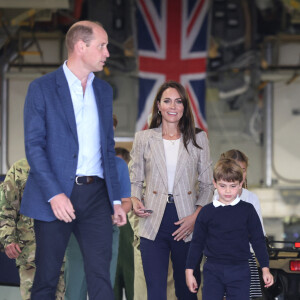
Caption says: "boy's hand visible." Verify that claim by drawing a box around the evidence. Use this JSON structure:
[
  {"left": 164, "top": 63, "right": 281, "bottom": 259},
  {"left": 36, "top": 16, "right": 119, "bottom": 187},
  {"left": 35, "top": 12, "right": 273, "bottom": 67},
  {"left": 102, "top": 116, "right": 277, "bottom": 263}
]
[
  {"left": 262, "top": 267, "right": 274, "bottom": 288},
  {"left": 185, "top": 269, "right": 198, "bottom": 293}
]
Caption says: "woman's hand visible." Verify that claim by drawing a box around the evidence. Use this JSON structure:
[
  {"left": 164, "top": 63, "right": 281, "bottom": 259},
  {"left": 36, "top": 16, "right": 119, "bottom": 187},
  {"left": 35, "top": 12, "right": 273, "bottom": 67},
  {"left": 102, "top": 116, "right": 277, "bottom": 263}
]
[
  {"left": 172, "top": 214, "right": 196, "bottom": 241},
  {"left": 131, "top": 196, "right": 152, "bottom": 218},
  {"left": 172, "top": 206, "right": 202, "bottom": 241}
]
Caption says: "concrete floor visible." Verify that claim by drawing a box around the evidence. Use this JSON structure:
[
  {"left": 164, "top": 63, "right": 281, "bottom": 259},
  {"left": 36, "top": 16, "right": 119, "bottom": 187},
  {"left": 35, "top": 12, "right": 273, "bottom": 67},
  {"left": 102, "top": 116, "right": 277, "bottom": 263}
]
[
  {"left": 0, "top": 285, "right": 127, "bottom": 300},
  {"left": 0, "top": 286, "right": 22, "bottom": 300}
]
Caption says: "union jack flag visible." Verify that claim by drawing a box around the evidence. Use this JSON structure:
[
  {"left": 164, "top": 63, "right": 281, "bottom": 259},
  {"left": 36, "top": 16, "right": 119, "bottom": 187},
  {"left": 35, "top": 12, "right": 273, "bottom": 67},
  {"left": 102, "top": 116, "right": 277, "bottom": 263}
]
[{"left": 135, "top": 0, "right": 210, "bottom": 132}]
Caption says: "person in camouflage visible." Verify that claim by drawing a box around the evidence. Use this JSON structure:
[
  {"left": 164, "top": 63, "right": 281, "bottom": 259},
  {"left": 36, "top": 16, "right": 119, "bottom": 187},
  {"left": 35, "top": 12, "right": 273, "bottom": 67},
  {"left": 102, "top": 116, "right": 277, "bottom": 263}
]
[{"left": 0, "top": 158, "right": 65, "bottom": 300}]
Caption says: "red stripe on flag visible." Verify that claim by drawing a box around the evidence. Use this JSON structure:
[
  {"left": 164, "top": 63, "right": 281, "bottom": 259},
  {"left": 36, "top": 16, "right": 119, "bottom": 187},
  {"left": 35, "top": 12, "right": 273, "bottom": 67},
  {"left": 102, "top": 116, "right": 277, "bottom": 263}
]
[
  {"left": 187, "top": 0, "right": 206, "bottom": 36},
  {"left": 140, "top": 0, "right": 161, "bottom": 48}
]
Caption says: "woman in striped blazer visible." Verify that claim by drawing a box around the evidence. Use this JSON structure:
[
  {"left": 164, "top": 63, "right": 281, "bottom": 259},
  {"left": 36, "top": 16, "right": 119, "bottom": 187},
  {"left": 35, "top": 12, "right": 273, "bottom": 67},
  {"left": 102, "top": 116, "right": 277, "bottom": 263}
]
[{"left": 130, "top": 81, "right": 214, "bottom": 300}]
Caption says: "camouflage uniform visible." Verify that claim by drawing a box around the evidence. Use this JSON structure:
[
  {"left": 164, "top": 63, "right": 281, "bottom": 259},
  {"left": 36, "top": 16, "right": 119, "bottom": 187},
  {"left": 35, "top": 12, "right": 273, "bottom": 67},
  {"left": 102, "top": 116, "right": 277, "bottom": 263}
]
[{"left": 0, "top": 158, "right": 65, "bottom": 300}]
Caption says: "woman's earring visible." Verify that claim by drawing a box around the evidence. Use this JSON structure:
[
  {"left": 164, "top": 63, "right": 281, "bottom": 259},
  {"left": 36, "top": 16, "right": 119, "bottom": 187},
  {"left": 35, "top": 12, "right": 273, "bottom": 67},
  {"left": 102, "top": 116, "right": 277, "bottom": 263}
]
[{"left": 158, "top": 110, "right": 161, "bottom": 115}]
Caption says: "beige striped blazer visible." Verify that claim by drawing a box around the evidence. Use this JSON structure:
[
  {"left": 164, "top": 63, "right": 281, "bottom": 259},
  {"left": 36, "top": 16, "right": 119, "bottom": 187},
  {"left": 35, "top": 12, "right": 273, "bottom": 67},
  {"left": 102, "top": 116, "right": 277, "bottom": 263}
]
[{"left": 130, "top": 127, "right": 213, "bottom": 242}]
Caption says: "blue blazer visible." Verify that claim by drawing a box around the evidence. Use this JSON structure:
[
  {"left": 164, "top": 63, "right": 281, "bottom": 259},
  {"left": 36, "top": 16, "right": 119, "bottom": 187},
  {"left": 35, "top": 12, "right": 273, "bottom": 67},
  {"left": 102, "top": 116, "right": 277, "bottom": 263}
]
[{"left": 20, "top": 66, "right": 120, "bottom": 221}]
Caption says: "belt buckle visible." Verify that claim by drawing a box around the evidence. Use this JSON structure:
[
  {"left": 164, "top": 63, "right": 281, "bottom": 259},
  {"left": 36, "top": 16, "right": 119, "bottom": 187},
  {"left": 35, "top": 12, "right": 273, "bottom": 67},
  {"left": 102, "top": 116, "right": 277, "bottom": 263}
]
[
  {"left": 75, "top": 176, "right": 83, "bottom": 185},
  {"left": 86, "top": 176, "right": 94, "bottom": 184}
]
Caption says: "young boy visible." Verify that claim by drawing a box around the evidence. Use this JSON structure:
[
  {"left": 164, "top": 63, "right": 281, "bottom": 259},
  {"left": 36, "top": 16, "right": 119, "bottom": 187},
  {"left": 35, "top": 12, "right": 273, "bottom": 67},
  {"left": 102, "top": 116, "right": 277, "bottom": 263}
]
[{"left": 185, "top": 158, "right": 273, "bottom": 300}]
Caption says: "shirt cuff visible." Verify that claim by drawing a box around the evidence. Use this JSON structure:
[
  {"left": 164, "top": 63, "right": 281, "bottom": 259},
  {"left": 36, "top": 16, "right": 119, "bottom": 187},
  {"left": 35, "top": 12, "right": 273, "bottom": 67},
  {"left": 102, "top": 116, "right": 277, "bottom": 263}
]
[
  {"left": 113, "top": 200, "right": 121, "bottom": 205},
  {"left": 48, "top": 196, "right": 55, "bottom": 202}
]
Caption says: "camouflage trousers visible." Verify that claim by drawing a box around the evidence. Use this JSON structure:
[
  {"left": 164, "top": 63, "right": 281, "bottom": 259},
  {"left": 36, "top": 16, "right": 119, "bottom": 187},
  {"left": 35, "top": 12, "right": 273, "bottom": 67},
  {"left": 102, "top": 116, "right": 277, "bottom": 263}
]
[{"left": 19, "top": 263, "right": 65, "bottom": 300}]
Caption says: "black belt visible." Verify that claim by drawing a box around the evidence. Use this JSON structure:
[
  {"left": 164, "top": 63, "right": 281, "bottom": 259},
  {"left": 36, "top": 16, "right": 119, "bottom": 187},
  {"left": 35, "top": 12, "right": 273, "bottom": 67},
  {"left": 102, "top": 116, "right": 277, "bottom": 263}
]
[
  {"left": 75, "top": 176, "right": 103, "bottom": 185},
  {"left": 167, "top": 194, "right": 174, "bottom": 203}
]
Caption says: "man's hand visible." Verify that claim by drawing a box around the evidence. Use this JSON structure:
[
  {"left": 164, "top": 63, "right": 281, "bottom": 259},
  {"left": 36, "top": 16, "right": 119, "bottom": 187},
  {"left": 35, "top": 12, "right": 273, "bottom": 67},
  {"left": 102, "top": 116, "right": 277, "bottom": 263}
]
[
  {"left": 50, "top": 193, "right": 75, "bottom": 223},
  {"left": 113, "top": 204, "right": 127, "bottom": 226},
  {"left": 5, "top": 243, "right": 22, "bottom": 259}
]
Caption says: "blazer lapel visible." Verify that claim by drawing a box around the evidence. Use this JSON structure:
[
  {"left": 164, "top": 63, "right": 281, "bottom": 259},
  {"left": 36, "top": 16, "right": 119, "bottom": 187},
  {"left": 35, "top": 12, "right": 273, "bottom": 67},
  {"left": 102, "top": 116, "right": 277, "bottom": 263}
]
[
  {"left": 92, "top": 82, "right": 105, "bottom": 147},
  {"left": 56, "top": 67, "right": 78, "bottom": 144},
  {"left": 173, "top": 139, "right": 189, "bottom": 187},
  {"left": 149, "top": 128, "right": 168, "bottom": 190}
]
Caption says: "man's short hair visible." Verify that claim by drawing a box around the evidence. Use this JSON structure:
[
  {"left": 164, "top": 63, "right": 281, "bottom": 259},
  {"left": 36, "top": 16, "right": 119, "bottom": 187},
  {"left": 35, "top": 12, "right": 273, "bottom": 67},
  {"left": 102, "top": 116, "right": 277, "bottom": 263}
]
[
  {"left": 65, "top": 21, "right": 103, "bottom": 53},
  {"left": 213, "top": 158, "right": 243, "bottom": 183}
]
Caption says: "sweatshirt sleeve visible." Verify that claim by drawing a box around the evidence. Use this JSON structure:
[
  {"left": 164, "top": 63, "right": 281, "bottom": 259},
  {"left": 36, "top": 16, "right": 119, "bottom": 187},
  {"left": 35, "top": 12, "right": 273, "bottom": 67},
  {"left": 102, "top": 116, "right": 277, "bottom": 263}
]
[
  {"left": 185, "top": 207, "right": 208, "bottom": 270},
  {"left": 247, "top": 205, "right": 269, "bottom": 268},
  {"left": 247, "top": 190, "right": 265, "bottom": 235}
]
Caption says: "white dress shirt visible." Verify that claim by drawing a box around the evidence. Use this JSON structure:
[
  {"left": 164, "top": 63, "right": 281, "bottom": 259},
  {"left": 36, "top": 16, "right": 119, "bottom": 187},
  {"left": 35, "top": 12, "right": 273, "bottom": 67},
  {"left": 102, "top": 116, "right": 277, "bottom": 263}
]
[
  {"left": 63, "top": 62, "right": 103, "bottom": 178},
  {"left": 163, "top": 138, "right": 180, "bottom": 194}
]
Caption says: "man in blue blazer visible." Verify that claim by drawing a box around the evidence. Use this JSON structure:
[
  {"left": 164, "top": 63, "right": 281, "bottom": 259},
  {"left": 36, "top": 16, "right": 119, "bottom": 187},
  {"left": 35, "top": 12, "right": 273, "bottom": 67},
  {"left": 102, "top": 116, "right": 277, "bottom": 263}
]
[{"left": 20, "top": 20, "right": 126, "bottom": 300}]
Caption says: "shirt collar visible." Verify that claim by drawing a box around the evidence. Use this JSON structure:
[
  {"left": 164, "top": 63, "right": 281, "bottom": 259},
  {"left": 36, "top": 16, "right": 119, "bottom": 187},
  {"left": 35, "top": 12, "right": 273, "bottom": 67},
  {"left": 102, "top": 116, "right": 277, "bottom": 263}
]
[
  {"left": 63, "top": 61, "right": 95, "bottom": 89},
  {"left": 212, "top": 192, "right": 241, "bottom": 207}
]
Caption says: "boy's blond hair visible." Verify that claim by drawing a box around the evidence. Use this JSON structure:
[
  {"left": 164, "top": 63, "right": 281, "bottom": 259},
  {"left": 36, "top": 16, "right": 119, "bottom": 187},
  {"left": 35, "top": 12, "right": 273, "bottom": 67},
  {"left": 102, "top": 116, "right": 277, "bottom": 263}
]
[
  {"left": 213, "top": 158, "right": 243, "bottom": 183},
  {"left": 220, "top": 149, "right": 249, "bottom": 188}
]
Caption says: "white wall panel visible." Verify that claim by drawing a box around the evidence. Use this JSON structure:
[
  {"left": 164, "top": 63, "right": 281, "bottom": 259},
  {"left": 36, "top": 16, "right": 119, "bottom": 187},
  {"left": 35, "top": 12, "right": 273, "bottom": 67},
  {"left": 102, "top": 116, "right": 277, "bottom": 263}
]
[
  {"left": 273, "top": 81, "right": 300, "bottom": 182},
  {"left": 7, "top": 78, "right": 29, "bottom": 165}
]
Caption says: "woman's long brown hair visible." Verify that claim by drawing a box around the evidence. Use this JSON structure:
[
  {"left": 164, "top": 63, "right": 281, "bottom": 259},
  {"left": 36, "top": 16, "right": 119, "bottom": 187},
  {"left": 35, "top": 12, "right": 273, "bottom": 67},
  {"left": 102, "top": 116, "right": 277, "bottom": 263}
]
[{"left": 149, "top": 81, "right": 202, "bottom": 151}]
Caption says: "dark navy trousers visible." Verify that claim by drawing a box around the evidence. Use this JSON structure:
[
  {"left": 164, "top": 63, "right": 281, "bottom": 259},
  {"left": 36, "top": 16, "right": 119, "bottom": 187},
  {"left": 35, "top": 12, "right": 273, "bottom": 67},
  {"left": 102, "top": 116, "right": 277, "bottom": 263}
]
[
  {"left": 140, "top": 203, "right": 200, "bottom": 300},
  {"left": 31, "top": 179, "right": 113, "bottom": 300},
  {"left": 202, "top": 261, "right": 250, "bottom": 300}
]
